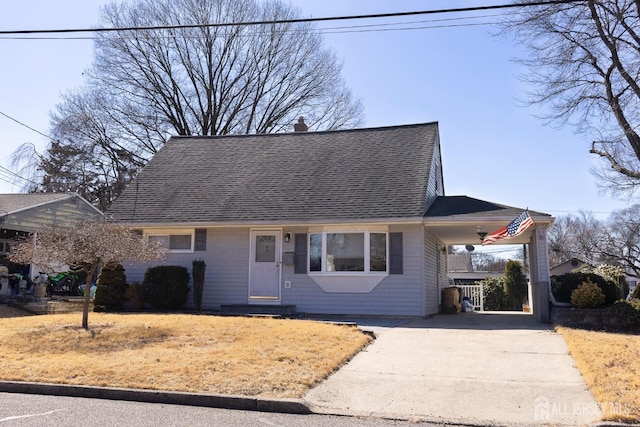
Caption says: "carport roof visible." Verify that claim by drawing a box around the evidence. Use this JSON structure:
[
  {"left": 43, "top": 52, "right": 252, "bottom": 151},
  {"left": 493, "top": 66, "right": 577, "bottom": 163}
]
[
  {"left": 424, "top": 196, "right": 553, "bottom": 245},
  {"left": 425, "top": 195, "right": 549, "bottom": 219}
]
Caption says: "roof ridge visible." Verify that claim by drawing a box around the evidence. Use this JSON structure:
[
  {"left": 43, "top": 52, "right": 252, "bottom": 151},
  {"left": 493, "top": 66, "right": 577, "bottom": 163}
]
[{"left": 166, "top": 121, "right": 440, "bottom": 142}]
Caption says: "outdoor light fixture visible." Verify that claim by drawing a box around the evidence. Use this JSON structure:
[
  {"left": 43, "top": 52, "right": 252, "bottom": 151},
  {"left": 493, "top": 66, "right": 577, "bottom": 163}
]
[
  {"left": 477, "top": 231, "right": 487, "bottom": 243},
  {"left": 284, "top": 232, "right": 291, "bottom": 243}
]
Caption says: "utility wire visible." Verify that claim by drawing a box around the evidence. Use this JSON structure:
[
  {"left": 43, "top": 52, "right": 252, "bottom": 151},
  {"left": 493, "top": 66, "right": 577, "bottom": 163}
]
[
  {"left": 0, "top": 13, "right": 504, "bottom": 40},
  {"left": 0, "top": 1, "right": 585, "bottom": 36},
  {"left": 0, "top": 111, "right": 54, "bottom": 141}
]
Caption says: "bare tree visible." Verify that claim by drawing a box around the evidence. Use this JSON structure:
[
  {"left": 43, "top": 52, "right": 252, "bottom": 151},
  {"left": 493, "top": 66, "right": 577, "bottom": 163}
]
[
  {"left": 598, "top": 204, "right": 640, "bottom": 277},
  {"left": 547, "top": 211, "right": 604, "bottom": 266},
  {"left": 472, "top": 251, "right": 509, "bottom": 272},
  {"left": 10, "top": 221, "right": 165, "bottom": 329},
  {"left": 502, "top": 0, "right": 640, "bottom": 196},
  {"left": 17, "top": 0, "right": 363, "bottom": 208}
]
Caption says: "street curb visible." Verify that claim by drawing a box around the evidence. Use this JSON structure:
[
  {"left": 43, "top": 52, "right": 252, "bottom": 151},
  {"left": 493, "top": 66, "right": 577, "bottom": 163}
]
[{"left": 0, "top": 381, "right": 312, "bottom": 415}]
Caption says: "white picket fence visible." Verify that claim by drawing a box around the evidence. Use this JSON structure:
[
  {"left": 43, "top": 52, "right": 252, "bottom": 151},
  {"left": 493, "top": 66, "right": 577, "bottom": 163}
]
[{"left": 457, "top": 284, "right": 484, "bottom": 312}]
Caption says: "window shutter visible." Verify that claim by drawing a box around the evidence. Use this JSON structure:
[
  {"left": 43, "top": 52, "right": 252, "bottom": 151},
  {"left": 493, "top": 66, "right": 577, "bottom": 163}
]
[
  {"left": 294, "top": 233, "right": 307, "bottom": 274},
  {"left": 389, "top": 232, "right": 403, "bottom": 274},
  {"left": 194, "top": 229, "right": 207, "bottom": 251}
]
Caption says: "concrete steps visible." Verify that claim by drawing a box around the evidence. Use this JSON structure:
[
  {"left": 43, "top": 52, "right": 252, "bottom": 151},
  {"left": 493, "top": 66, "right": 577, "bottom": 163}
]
[{"left": 220, "top": 304, "right": 296, "bottom": 316}]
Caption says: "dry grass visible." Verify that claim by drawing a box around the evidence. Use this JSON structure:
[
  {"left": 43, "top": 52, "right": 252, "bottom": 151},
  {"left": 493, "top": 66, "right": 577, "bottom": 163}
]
[
  {"left": 0, "top": 306, "right": 371, "bottom": 398},
  {"left": 558, "top": 327, "right": 640, "bottom": 423}
]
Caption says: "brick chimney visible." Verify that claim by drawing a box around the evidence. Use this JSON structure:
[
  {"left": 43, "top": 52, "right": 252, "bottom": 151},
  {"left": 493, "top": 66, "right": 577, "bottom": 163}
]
[{"left": 294, "top": 116, "right": 308, "bottom": 132}]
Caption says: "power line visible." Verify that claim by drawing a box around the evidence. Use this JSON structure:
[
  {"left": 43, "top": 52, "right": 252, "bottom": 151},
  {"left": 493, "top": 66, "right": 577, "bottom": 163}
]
[
  {"left": 0, "top": 14, "right": 504, "bottom": 40},
  {"left": 0, "top": 1, "right": 585, "bottom": 36},
  {"left": 0, "top": 111, "right": 54, "bottom": 141}
]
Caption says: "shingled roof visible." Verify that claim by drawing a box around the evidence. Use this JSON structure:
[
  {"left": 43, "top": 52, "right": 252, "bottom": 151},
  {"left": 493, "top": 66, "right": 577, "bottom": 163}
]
[
  {"left": 108, "top": 122, "right": 440, "bottom": 224},
  {"left": 425, "top": 196, "right": 550, "bottom": 220},
  {"left": 0, "top": 193, "right": 78, "bottom": 217}
]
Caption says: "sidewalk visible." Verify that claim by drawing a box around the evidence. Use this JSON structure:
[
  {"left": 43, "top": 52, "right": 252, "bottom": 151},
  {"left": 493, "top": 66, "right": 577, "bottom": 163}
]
[{"left": 305, "top": 312, "right": 602, "bottom": 426}]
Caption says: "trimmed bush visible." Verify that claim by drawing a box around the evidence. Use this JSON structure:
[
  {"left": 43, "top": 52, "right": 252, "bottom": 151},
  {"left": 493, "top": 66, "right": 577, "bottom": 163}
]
[
  {"left": 93, "top": 263, "right": 127, "bottom": 311},
  {"left": 124, "top": 282, "right": 145, "bottom": 309},
  {"left": 552, "top": 272, "right": 620, "bottom": 306},
  {"left": 192, "top": 259, "right": 206, "bottom": 311},
  {"left": 571, "top": 281, "right": 605, "bottom": 308},
  {"left": 481, "top": 277, "right": 508, "bottom": 311},
  {"left": 143, "top": 266, "right": 190, "bottom": 310},
  {"left": 504, "top": 260, "right": 527, "bottom": 310},
  {"left": 632, "top": 285, "right": 640, "bottom": 300}
]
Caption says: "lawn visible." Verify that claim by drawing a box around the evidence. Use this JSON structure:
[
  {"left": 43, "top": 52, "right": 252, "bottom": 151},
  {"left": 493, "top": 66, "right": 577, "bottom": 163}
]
[
  {"left": 558, "top": 327, "right": 640, "bottom": 423},
  {"left": 0, "top": 306, "right": 371, "bottom": 398}
]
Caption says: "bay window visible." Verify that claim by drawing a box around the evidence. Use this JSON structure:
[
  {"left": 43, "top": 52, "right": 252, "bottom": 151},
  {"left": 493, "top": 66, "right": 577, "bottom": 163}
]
[{"left": 308, "top": 228, "right": 388, "bottom": 274}]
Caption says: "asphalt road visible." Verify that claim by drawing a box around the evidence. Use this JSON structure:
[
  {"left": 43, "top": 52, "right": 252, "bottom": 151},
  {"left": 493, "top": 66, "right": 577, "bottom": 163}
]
[{"left": 0, "top": 393, "right": 450, "bottom": 427}]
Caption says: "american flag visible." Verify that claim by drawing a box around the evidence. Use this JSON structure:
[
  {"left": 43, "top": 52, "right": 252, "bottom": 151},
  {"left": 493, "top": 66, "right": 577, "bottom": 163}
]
[{"left": 482, "top": 210, "right": 535, "bottom": 245}]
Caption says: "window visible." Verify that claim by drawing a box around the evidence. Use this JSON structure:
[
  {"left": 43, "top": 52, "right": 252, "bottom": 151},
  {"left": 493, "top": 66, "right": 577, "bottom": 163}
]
[
  {"left": 308, "top": 229, "right": 388, "bottom": 274},
  {"left": 147, "top": 230, "right": 194, "bottom": 252}
]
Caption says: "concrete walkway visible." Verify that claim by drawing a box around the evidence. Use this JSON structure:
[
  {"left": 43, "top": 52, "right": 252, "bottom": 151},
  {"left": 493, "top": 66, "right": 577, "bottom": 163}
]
[{"left": 305, "top": 312, "right": 602, "bottom": 426}]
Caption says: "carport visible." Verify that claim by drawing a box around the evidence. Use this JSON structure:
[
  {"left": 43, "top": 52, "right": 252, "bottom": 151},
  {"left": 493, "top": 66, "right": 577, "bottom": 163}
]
[{"left": 424, "top": 196, "right": 554, "bottom": 322}]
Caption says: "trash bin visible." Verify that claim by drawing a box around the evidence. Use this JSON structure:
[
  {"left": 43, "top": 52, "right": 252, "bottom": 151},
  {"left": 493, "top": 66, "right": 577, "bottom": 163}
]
[{"left": 442, "top": 287, "right": 461, "bottom": 314}]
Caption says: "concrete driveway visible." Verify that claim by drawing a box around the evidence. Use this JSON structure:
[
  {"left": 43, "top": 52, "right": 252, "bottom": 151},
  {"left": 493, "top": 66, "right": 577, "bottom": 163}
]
[{"left": 305, "top": 312, "right": 602, "bottom": 426}]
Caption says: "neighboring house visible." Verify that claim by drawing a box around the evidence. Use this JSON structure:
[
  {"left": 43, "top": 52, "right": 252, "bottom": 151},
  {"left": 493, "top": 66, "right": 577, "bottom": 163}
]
[
  {"left": 0, "top": 193, "right": 104, "bottom": 292},
  {"left": 447, "top": 254, "right": 503, "bottom": 286},
  {"left": 108, "top": 122, "right": 554, "bottom": 320},
  {"left": 550, "top": 258, "right": 591, "bottom": 276}
]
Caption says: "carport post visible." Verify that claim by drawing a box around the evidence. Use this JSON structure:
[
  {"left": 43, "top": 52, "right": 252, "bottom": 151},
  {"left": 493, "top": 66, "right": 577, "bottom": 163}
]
[{"left": 530, "top": 226, "right": 551, "bottom": 323}]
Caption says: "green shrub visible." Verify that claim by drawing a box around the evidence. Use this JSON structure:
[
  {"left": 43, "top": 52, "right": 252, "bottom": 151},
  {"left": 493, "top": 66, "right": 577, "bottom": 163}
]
[
  {"left": 552, "top": 272, "right": 620, "bottom": 305},
  {"left": 571, "top": 280, "right": 605, "bottom": 308},
  {"left": 632, "top": 285, "right": 640, "bottom": 299},
  {"left": 605, "top": 299, "right": 640, "bottom": 332},
  {"left": 481, "top": 277, "right": 508, "bottom": 311},
  {"left": 143, "top": 266, "right": 190, "bottom": 310},
  {"left": 192, "top": 259, "right": 206, "bottom": 311},
  {"left": 93, "top": 263, "right": 127, "bottom": 311},
  {"left": 504, "top": 260, "right": 527, "bottom": 310},
  {"left": 124, "top": 282, "right": 145, "bottom": 309}
]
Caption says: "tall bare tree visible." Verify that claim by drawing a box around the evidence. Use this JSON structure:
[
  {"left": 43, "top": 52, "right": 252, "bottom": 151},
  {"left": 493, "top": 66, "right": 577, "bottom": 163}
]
[
  {"left": 19, "top": 0, "right": 363, "bottom": 208},
  {"left": 503, "top": 0, "right": 640, "bottom": 196},
  {"left": 547, "top": 211, "right": 603, "bottom": 266},
  {"left": 10, "top": 221, "right": 165, "bottom": 329},
  {"left": 598, "top": 204, "right": 640, "bottom": 277}
]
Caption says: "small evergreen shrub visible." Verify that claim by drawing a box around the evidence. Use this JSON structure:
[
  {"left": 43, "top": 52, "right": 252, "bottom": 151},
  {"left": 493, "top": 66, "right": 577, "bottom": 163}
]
[
  {"left": 192, "top": 259, "right": 206, "bottom": 311},
  {"left": 481, "top": 277, "right": 508, "bottom": 311},
  {"left": 93, "top": 263, "right": 128, "bottom": 311},
  {"left": 143, "top": 266, "right": 190, "bottom": 310},
  {"left": 124, "top": 282, "right": 145, "bottom": 309},
  {"left": 632, "top": 285, "right": 640, "bottom": 300},
  {"left": 571, "top": 281, "right": 605, "bottom": 308}
]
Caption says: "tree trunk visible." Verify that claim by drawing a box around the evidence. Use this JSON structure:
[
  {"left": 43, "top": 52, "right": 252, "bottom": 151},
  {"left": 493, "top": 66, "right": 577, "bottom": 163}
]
[{"left": 82, "top": 263, "right": 99, "bottom": 330}]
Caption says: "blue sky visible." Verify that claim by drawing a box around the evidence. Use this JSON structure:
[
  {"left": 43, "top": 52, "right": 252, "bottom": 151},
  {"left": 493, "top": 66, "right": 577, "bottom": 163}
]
[{"left": 0, "top": 0, "right": 631, "bottom": 233}]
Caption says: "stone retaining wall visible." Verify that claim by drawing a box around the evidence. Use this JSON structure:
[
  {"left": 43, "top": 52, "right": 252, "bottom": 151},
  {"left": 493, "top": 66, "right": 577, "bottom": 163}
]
[{"left": 552, "top": 306, "right": 624, "bottom": 330}]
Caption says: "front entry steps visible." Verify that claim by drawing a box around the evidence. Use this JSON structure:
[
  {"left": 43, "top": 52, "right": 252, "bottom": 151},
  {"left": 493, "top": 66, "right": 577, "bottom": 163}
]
[{"left": 220, "top": 304, "right": 296, "bottom": 316}]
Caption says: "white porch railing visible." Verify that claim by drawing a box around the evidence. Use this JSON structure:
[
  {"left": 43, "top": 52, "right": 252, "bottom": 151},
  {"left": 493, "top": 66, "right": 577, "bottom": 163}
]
[{"left": 457, "top": 284, "right": 484, "bottom": 311}]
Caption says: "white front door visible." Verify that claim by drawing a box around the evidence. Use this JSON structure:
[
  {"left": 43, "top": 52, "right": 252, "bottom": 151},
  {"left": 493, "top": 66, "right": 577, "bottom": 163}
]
[{"left": 249, "top": 230, "right": 281, "bottom": 302}]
